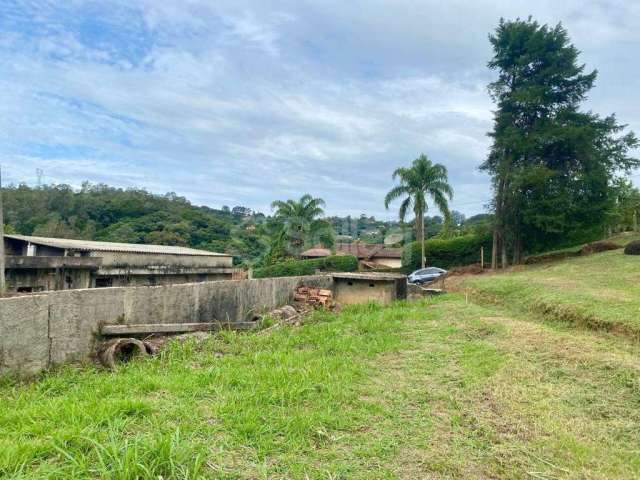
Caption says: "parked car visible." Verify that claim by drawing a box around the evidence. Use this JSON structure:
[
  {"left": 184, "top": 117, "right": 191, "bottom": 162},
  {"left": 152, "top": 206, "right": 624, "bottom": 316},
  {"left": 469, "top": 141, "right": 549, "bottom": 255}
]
[{"left": 408, "top": 267, "right": 447, "bottom": 284}]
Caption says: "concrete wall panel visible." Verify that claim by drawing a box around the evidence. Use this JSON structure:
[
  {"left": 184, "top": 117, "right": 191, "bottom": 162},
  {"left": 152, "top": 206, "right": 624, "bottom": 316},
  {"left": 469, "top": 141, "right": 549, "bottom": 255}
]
[
  {"left": 0, "top": 295, "right": 50, "bottom": 376},
  {"left": 1, "top": 275, "right": 333, "bottom": 377},
  {"left": 49, "top": 288, "right": 126, "bottom": 365}
]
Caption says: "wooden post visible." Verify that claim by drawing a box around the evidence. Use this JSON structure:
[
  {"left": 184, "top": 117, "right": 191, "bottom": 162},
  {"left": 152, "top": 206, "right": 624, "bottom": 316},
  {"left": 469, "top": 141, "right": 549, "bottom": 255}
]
[
  {"left": 634, "top": 210, "right": 638, "bottom": 232},
  {"left": 480, "top": 246, "right": 484, "bottom": 271}
]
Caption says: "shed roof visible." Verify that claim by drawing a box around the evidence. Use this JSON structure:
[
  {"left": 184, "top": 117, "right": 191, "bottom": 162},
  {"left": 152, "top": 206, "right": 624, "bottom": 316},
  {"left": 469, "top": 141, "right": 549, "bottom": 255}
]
[{"left": 5, "top": 234, "right": 231, "bottom": 257}]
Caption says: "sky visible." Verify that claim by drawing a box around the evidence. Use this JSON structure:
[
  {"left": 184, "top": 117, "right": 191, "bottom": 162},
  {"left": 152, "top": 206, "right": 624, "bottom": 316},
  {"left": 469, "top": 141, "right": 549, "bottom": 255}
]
[{"left": 1, "top": 0, "right": 639, "bottom": 219}]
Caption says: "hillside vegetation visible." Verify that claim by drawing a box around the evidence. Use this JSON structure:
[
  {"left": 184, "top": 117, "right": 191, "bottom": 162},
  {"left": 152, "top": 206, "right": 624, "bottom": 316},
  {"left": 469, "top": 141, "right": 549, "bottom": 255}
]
[
  {"left": 253, "top": 255, "right": 358, "bottom": 278},
  {"left": 2, "top": 183, "right": 266, "bottom": 263},
  {"left": 2, "top": 183, "right": 493, "bottom": 269}
]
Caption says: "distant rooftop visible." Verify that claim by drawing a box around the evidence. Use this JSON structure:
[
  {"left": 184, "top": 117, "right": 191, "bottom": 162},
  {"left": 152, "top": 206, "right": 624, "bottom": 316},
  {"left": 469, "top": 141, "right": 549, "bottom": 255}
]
[{"left": 5, "top": 234, "right": 230, "bottom": 257}]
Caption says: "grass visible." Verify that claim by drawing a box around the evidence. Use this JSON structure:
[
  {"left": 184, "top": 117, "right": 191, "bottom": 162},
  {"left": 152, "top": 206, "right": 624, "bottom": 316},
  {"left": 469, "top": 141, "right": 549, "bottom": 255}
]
[
  {"left": 2, "top": 288, "right": 640, "bottom": 478},
  {"left": 463, "top": 245, "right": 640, "bottom": 337}
]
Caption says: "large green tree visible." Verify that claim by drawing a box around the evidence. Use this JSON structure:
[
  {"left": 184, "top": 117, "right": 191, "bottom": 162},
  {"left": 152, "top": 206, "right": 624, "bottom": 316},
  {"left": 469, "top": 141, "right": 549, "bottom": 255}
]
[
  {"left": 385, "top": 154, "right": 453, "bottom": 269},
  {"left": 270, "top": 194, "right": 334, "bottom": 258},
  {"left": 483, "top": 18, "right": 638, "bottom": 266}
]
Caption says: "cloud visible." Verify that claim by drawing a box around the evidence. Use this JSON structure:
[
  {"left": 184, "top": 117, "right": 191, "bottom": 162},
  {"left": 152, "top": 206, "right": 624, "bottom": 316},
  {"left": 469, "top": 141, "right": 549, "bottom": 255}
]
[{"left": 0, "top": 0, "right": 638, "bottom": 219}]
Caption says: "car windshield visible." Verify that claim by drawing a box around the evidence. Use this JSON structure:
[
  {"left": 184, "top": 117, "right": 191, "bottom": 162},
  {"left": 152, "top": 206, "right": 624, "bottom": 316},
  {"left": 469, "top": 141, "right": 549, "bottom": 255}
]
[{"left": 414, "top": 268, "right": 440, "bottom": 275}]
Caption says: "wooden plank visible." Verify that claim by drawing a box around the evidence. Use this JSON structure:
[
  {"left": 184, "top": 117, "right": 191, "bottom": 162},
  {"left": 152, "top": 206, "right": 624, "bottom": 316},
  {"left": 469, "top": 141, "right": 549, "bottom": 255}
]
[{"left": 101, "top": 322, "right": 255, "bottom": 336}]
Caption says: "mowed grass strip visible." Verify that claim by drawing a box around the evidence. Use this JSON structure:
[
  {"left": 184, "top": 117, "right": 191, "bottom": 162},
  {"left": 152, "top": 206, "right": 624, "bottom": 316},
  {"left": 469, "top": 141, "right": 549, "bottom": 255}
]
[
  {"left": 1, "top": 295, "right": 639, "bottom": 478},
  {"left": 365, "top": 299, "right": 640, "bottom": 478},
  {"left": 463, "top": 247, "right": 640, "bottom": 338}
]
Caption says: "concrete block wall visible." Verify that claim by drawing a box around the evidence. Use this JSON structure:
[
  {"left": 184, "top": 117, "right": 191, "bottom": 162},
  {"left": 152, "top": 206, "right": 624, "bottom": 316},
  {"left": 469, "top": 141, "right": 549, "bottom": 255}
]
[{"left": 0, "top": 275, "right": 332, "bottom": 377}]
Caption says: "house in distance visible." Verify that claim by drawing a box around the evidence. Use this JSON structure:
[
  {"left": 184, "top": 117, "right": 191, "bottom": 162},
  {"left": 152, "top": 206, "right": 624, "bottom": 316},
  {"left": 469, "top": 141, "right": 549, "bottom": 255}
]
[
  {"left": 3, "top": 234, "right": 234, "bottom": 293},
  {"left": 301, "top": 242, "right": 402, "bottom": 270}
]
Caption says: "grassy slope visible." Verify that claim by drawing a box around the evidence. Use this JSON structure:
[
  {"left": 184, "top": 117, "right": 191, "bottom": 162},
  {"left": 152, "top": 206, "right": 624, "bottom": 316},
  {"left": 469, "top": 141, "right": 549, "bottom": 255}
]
[
  {"left": 463, "top": 246, "right": 640, "bottom": 337},
  {"left": 2, "top": 295, "right": 639, "bottom": 479}
]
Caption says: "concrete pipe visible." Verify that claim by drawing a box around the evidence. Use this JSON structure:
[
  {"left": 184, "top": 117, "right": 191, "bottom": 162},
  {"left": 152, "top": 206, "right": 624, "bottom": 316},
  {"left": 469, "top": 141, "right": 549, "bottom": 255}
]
[{"left": 98, "top": 338, "right": 148, "bottom": 369}]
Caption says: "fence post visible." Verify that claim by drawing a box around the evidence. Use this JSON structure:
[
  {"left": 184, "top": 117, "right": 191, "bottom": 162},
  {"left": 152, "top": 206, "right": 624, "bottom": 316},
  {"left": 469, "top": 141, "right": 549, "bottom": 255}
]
[{"left": 480, "top": 246, "right": 484, "bottom": 271}]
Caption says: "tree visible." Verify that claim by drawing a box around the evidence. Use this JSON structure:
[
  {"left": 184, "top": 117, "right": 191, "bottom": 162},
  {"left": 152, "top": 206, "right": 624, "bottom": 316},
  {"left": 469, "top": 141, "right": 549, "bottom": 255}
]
[
  {"left": 609, "top": 179, "right": 640, "bottom": 232},
  {"left": 483, "top": 18, "right": 638, "bottom": 266},
  {"left": 385, "top": 154, "right": 453, "bottom": 269},
  {"left": 270, "top": 194, "right": 334, "bottom": 258}
]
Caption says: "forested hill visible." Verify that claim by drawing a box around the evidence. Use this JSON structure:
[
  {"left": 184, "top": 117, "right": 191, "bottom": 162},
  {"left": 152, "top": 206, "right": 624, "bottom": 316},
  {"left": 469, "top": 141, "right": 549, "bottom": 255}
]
[
  {"left": 1, "top": 183, "right": 266, "bottom": 263},
  {"left": 1, "top": 183, "right": 499, "bottom": 265}
]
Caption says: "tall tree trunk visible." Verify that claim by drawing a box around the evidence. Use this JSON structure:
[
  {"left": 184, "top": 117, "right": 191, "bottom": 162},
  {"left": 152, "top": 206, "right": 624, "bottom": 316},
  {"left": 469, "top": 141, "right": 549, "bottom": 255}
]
[
  {"left": 501, "top": 241, "right": 507, "bottom": 269},
  {"left": 511, "top": 223, "right": 521, "bottom": 265},
  {"left": 492, "top": 176, "right": 506, "bottom": 269},
  {"left": 420, "top": 214, "right": 427, "bottom": 268},
  {"left": 420, "top": 209, "right": 426, "bottom": 269},
  {"left": 491, "top": 229, "right": 498, "bottom": 269}
]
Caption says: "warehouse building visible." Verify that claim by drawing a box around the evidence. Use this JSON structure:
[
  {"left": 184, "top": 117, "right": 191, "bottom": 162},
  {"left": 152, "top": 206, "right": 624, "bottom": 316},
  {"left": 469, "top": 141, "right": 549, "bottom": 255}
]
[{"left": 3, "top": 234, "right": 234, "bottom": 293}]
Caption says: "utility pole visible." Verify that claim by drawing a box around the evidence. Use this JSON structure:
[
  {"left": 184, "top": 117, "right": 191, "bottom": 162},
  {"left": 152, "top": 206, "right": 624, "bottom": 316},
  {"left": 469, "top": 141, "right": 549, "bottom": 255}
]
[{"left": 0, "top": 165, "right": 5, "bottom": 295}]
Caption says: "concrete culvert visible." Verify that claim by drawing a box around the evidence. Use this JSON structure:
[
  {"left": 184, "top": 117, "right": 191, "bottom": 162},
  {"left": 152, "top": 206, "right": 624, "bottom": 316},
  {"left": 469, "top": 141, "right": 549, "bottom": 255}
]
[{"left": 98, "top": 338, "right": 148, "bottom": 369}]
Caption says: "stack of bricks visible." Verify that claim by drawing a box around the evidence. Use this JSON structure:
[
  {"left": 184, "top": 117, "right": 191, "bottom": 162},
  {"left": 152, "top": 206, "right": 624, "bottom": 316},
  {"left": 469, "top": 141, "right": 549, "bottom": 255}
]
[{"left": 294, "top": 286, "right": 333, "bottom": 307}]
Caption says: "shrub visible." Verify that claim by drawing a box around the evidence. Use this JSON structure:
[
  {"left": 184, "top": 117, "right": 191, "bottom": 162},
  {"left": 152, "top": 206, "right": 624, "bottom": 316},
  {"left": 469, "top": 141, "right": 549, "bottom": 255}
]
[
  {"left": 624, "top": 240, "right": 640, "bottom": 255},
  {"left": 402, "top": 234, "right": 492, "bottom": 272},
  {"left": 321, "top": 255, "right": 359, "bottom": 272},
  {"left": 253, "top": 255, "right": 358, "bottom": 278},
  {"left": 581, "top": 241, "right": 620, "bottom": 255},
  {"left": 523, "top": 250, "right": 580, "bottom": 265}
]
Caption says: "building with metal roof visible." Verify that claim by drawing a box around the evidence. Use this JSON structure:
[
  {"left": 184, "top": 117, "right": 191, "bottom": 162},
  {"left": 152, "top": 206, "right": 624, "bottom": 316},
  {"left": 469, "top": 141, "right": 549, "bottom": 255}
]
[
  {"left": 3, "top": 234, "right": 234, "bottom": 293},
  {"left": 5, "top": 234, "right": 228, "bottom": 256}
]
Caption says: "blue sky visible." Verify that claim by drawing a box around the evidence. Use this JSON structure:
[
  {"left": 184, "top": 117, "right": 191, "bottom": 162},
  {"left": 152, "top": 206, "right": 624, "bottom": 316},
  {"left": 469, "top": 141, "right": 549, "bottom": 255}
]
[{"left": 1, "top": 0, "right": 639, "bottom": 218}]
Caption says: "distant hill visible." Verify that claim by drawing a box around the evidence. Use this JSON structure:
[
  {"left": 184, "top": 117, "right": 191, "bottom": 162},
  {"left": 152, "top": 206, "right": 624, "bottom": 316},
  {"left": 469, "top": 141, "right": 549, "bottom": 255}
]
[
  {"left": 2, "top": 183, "right": 266, "bottom": 264},
  {"left": 2, "top": 183, "right": 494, "bottom": 264}
]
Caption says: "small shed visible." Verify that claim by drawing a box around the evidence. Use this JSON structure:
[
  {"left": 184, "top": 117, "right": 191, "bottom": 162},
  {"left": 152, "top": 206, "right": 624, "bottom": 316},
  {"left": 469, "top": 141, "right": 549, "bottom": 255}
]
[{"left": 331, "top": 272, "right": 407, "bottom": 305}]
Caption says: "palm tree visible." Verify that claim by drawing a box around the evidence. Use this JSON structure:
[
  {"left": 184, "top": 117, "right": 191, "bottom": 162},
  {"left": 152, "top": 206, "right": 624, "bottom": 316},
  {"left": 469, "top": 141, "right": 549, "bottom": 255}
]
[
  {"left": 271, "top": 194, "right": 334, "bottom": 258},
  {"left": 385, "top": 154, "right": 453, "bottom": 269}
]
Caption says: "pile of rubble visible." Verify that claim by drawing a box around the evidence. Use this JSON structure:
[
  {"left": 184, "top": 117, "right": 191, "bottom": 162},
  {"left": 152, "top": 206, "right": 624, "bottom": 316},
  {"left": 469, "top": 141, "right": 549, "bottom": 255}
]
[{"left": 293, "top": 286, "right": 334, "bottom": 308}]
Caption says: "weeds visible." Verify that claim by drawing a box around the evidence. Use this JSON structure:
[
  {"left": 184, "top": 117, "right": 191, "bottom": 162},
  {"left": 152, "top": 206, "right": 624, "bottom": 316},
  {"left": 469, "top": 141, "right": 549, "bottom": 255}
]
[{"left": 1, "top": 293, "right": 639, "bottom": 478}]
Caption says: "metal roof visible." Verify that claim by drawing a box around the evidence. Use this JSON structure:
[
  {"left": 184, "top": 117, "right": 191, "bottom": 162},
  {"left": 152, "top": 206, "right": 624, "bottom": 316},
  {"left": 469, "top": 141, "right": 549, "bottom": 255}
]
[{"left": 5, "top": 234, "right": 231, "bottom": 257}]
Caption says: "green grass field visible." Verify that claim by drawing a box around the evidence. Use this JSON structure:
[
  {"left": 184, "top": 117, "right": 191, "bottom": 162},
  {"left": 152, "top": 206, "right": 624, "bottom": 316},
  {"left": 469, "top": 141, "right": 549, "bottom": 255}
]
[
  {"left": 464, "top": 243, "right": 640, "bottom": 338},
  {"left": 2, "top": 245, "right": 640, "bottom": 478}
]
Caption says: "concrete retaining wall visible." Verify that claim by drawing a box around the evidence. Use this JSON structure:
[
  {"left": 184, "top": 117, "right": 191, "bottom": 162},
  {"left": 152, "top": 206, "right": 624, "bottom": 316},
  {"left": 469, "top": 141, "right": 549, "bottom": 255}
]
[{"left": 0, "top": 275, "right": 332, "bottom": 377}]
